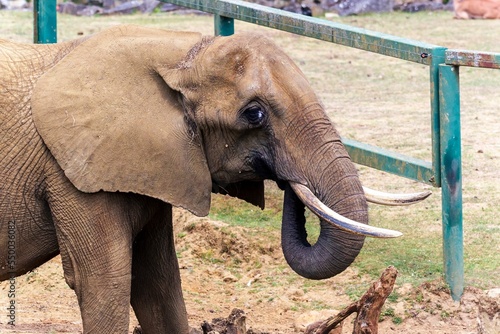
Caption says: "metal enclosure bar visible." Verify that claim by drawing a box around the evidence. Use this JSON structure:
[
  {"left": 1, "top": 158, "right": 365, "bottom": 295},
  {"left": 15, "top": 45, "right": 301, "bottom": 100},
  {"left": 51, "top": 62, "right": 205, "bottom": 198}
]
[
  {"left": 342, "top": 139, "right": 434, "bottom": 185},
  {"left": 438, "top": 65, "right": 463, "bottom": 301},
  {"left": 164, "top": 0, "right": 441, "bottom": 65},
  {"left": 429, "top": 47, "right": 447, "bottom": 187},
  {"left": 446, "top": 50, "right": 500, "bottom": 69},
  {"left": 215, "top": 15, "right": 235, "bottom": 36},
  {"left": 33, "top": 0, "right": 57, "bottom": 43}
]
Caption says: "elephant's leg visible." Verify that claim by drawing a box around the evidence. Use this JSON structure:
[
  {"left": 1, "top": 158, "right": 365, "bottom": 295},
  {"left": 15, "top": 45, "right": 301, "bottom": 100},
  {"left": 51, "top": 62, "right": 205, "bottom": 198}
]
[
  {"left": 48, "top": 191, "right": 139, "bottom": 334},
  {"left": 130, "top": 204, "right": 190, "bottom": 334},
  {"left": 0, "top": 202, "right": 59, "bottom": 280}
]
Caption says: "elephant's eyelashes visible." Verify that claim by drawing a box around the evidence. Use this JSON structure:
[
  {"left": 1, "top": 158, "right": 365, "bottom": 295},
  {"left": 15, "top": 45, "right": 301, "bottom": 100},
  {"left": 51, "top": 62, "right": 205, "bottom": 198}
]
[{"left": 242, "top": 105, "right": 266, "bottom": 126}]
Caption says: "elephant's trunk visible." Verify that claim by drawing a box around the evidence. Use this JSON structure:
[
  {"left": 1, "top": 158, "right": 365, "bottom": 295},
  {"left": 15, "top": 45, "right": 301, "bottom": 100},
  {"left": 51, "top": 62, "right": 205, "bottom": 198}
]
[{"left": 281, "top": 141, "right": 369, "bottom": 280}]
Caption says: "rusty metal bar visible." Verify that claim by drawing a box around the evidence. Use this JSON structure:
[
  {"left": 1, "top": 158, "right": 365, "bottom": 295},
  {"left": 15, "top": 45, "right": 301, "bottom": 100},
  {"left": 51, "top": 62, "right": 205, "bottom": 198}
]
[
  {"left": 343, "top": 139, "right": 435, "bottom": 185},
  {"left": 429, "top": 47, "right": 447, "bottom": 187},
  {"left": 160, "top": 0, "right": 442, "bottom": 65},
  {"left": 215, "top": 14, "right": 235, "bottom": 36},
  {"left": 446, "top": 50, "right": 500, "bottom": 69},
  {"left": 439, "top": 64, "right": 463, "bottom": 301},
  {"left": 33, "top": 0, "right": 57, "bottom": 43}
]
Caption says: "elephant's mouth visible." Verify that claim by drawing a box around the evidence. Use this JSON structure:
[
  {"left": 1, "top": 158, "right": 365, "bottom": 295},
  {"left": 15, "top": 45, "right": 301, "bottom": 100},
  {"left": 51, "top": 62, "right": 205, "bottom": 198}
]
[
  {"left": 250, "top": 154, "right": 287, "bottom": 190},
  {"left": 250, "top": 154, "right": 277, "bottom": 180}
]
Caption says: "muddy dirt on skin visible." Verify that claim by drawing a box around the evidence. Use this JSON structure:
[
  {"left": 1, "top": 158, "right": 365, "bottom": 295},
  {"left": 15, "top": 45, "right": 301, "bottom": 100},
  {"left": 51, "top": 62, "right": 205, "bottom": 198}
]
[{"left": 1, "top": 208, "right": 499, "bottom": 334}]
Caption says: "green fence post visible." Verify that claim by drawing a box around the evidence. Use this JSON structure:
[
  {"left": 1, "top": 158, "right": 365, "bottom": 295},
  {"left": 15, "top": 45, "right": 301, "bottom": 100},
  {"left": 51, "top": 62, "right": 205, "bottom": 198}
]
[
  {"left": 429, "top": 47, "right": 447, "bottom": 187},
  {"left": 215, "top": 14, "right": 234, "bottom": 36},
  {"left": 33, "top": 0, "right": 57, "bottom": 43},
  {"left": 439, "top": 64, "right": 463, "bottom": 301}
]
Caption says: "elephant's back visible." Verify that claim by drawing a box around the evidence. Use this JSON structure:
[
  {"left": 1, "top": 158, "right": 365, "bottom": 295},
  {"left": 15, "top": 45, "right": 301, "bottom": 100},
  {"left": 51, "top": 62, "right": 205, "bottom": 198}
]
[
  {"left": 0, "top": 39, "right": 77, "bottom": 112},
  {"left": 0, "top": 40, "right": 65, "bottom": 201}
]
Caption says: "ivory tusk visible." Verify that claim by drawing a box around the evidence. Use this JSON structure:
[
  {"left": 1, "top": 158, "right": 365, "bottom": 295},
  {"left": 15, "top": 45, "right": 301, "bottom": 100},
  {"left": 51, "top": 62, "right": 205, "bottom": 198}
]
[
  {"left": 363, "top": 187, "right": 432, "bottom": 206},
  {"left": 290, "top": 182, "right": 402, "bottom": 238}
]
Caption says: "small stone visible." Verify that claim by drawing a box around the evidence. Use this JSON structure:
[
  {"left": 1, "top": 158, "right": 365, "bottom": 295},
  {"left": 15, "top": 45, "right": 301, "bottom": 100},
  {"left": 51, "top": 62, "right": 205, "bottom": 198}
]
[
  {"left": 223, "top": 273, "right": 238, "bottom": 283},
  {"left": 486, "top": 288, "right": 500, "bottom": 298}
]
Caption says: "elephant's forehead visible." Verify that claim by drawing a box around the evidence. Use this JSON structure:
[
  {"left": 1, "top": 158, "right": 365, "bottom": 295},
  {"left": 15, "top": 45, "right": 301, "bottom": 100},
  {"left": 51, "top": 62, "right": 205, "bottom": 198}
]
[
  {"left": 200, "top": 33, "right": 313, "bottom": 100},
  {"left": 214, "top": 33, "right": 290, "bottom": 60}
]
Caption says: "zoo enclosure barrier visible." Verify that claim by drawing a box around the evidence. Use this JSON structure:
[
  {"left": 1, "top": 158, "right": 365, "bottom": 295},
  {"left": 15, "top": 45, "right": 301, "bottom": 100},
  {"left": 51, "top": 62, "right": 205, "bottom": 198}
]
[{"left": 32, "top": 0, "right": 500, "bottom": 301}]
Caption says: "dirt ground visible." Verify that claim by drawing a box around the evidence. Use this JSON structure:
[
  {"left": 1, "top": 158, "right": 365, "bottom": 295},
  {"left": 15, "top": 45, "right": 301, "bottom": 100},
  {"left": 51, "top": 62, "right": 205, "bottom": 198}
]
[{"left": 1, "top": 208, "right": 499, "bottom": 334}]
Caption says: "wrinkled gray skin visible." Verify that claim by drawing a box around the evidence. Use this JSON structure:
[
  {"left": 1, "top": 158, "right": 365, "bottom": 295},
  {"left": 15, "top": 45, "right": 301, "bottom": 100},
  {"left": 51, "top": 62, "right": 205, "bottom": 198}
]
[{"left": 0, "top": 26, "right": 368, "bottom": 333}]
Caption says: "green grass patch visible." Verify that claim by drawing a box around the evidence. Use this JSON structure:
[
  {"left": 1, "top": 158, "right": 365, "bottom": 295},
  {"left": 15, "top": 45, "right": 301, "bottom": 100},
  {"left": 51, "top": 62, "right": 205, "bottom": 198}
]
[{"left": 209, "top": 194, "right": 280, "bottom": 231}]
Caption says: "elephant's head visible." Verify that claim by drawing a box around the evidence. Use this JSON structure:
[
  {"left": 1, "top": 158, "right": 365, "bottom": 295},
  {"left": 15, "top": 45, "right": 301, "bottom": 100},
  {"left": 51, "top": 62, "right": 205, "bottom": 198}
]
[{"left": 32, "top": 25, "right": 428, "bottom": 280}]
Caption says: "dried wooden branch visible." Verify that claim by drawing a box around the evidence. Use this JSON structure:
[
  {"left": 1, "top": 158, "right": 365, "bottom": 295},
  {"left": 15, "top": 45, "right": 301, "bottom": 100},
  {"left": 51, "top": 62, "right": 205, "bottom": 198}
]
[{"left": 305, "top": 266, "right": 399, "bottom": 334}]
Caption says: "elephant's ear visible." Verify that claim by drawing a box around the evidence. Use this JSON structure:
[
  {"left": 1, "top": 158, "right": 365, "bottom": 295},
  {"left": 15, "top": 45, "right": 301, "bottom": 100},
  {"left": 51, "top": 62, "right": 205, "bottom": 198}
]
[{"left": 31, "top": 25, "right": 212, "bottom": 216}]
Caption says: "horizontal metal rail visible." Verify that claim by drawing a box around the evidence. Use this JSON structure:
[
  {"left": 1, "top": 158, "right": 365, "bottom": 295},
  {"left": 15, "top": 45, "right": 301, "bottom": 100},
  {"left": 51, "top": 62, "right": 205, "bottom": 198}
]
[
  {"left": 343, "top": 139, "right": 434, "bottom": 185},
  {"left": 446, "top": 50, "right": 500, "bottom": 69},
  {"left": 163, "top": 0, "right": 443, "bottom": 65}
]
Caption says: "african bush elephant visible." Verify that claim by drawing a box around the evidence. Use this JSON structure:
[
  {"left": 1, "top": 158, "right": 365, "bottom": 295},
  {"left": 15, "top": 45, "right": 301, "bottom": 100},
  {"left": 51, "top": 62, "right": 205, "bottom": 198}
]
[{"left": 0, "top": 25, "right": 429, "bottom": 333}]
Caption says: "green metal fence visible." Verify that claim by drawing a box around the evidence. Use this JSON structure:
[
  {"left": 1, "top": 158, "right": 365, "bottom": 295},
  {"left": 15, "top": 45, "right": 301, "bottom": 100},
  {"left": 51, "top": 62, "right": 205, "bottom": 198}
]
[
  {"left": 32, "top": 0, "right": 500, "bottom": 301},
  {"left": 33, "top": 0, "right": 57, "bottom": 43}
]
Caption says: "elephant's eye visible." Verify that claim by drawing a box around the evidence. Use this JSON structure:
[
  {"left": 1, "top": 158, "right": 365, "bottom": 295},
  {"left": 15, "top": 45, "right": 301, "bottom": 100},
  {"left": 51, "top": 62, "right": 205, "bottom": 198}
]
[{"left": 243, "top": 105, "right": 266, "bottom": 126}]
